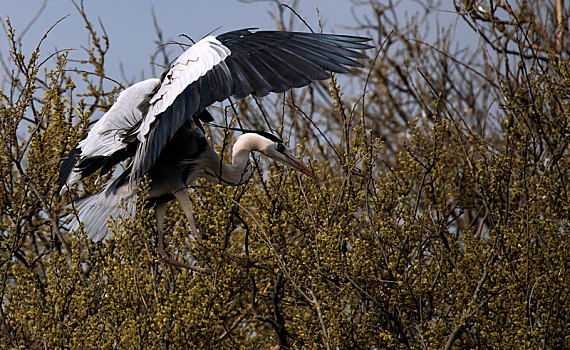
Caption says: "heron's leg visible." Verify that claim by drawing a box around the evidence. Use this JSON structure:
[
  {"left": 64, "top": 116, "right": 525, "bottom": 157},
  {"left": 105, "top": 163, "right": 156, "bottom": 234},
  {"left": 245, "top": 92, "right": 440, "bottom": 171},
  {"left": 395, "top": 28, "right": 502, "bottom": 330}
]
[
  {"left": 155, "top": 202, "right": 167, "bottom": 252},
  {"left": 173, "top": 189, "right": 198, "bottom": 236},
  {"left": 155, "top": 202, "right": 212, "bottom": 274}
]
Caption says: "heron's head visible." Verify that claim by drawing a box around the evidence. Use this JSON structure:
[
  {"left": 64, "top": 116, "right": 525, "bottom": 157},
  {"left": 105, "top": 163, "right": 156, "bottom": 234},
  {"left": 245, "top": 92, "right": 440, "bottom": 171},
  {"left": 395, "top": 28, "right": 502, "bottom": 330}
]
[{"left": 237, "top": 131, "right": 314, "bottom": 177}]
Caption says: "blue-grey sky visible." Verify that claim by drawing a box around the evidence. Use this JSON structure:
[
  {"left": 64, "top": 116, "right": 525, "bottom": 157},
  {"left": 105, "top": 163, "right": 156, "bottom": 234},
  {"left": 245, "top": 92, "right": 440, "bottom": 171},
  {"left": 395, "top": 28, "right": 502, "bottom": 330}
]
[
  {"left": 1, "top": 0, "right": 478, "bottom": 94},
  {"left": 1, "top": 0, "right": 377, "bottom": 84}
]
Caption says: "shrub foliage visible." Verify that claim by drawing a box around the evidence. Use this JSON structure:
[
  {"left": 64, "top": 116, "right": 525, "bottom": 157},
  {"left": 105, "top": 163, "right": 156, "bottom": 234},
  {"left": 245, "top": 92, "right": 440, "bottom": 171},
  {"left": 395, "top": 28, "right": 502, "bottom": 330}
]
[{"left": 1, "top": 1, "right": 569, "bottom": 348}]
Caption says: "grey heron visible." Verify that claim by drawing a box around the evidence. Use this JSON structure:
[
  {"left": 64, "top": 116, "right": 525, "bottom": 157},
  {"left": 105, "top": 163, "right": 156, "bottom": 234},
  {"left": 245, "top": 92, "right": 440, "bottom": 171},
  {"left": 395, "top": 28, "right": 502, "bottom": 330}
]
[{"left": 58, "top": 29, "right": 371, "bottom": 241}]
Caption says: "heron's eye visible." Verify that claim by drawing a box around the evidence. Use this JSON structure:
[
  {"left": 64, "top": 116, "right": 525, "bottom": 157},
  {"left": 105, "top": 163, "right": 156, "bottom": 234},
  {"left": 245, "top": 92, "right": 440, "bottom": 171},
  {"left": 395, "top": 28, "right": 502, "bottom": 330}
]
[{"left": 276, "top": 143, "right": 286, "bottom": 153}]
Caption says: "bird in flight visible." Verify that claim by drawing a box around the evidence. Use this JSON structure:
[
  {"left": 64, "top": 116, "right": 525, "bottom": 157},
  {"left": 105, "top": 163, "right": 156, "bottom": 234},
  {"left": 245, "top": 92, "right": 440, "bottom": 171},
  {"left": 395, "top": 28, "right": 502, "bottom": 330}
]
[{"left": 59, "top": 29, "right": 371, "bottom": 242}]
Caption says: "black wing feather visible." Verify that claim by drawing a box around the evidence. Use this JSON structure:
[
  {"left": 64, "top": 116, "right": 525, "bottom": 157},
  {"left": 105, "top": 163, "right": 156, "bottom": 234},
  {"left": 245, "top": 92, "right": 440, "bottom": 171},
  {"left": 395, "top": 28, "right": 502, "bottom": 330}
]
[
  {"left": 224, "top": 58, "right": 254, "bottom": 99},
  {"left": 58, "top": 146, "right": 80, "bottom": 195}
]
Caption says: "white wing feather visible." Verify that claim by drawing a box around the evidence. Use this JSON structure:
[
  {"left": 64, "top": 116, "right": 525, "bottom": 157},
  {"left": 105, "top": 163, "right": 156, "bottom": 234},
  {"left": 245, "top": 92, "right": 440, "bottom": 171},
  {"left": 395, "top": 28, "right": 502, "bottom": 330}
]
[
  {"left": 60, "top": 78, "right": 160, "bottom": 194},
  {"left": 79, "top": 78, "right": 160, "bottom": 158},
  {"left": 137, "top": 36, "right": 230, "bottom": 141}
]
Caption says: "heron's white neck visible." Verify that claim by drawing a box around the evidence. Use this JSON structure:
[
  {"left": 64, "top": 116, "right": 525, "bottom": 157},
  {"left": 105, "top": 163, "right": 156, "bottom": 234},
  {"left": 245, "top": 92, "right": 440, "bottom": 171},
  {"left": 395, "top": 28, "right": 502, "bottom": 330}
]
[{"left": 202, "top": 133, "right": 270, "bottom": 186}]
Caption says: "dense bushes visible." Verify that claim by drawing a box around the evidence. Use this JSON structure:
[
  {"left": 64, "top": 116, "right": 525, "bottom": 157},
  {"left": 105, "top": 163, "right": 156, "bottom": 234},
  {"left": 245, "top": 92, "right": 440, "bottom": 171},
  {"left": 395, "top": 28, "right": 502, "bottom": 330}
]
[{"left": 1, "top": 1, "right": 569, "bottom": 348}]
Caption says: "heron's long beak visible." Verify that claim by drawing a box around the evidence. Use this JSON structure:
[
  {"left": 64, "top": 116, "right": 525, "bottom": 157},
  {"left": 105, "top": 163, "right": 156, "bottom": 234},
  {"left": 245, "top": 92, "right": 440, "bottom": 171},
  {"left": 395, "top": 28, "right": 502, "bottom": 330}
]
[{"left": 282, "top": 151, "right": 314, "bottom": 178}]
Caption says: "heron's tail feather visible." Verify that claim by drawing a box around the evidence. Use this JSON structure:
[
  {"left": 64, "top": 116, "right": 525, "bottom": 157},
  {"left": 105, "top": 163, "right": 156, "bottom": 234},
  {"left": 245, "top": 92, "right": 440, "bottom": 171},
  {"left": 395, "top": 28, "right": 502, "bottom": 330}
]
[{"left": 66, "top": 180, "right": 137, "bottom": 242}]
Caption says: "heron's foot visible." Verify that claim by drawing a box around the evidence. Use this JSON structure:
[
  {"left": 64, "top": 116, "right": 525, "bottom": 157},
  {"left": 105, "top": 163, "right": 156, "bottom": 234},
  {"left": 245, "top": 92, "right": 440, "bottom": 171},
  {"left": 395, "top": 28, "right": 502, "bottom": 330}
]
[
  {"left": 157, "top": 225, "right": 212, "bottom": 274},
  {"left": 155, "top": 202, "right": 211, "bottom": 274}
]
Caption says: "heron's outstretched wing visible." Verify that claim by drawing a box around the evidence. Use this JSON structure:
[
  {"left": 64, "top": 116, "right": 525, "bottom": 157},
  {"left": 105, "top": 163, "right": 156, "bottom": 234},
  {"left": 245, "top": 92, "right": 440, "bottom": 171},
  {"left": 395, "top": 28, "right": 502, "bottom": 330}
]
[
  {"left": 58, "top": 78, "right": 160, "bottom": 194},
  {"left": 131, "top": 29, "right": 372, "bottom": 180}
]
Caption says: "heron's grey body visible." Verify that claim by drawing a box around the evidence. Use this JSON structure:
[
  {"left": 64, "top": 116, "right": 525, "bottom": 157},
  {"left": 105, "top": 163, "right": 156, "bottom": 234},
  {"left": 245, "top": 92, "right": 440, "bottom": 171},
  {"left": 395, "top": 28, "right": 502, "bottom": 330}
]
[
  {"left": 67, "top": 124, "right": 208, "bottom": 241},
  {"left": 59, "top": 28, "right": 371, "bottom": 240}
]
